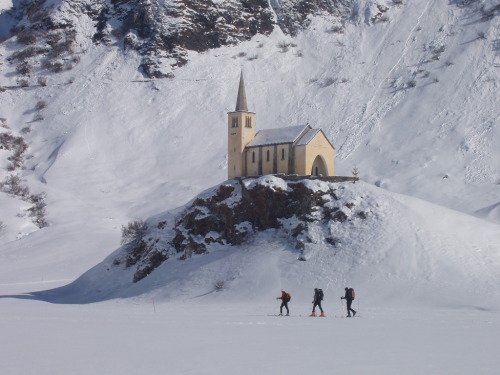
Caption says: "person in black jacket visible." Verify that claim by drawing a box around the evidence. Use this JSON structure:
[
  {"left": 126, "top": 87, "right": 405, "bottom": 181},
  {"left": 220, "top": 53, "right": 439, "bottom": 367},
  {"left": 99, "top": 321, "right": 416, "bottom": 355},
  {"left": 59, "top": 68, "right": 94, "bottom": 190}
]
[
  {"left": 310, "top": 288, "right": 325, "bottom": 316},
  {"left": 341, "top": 287, "right": 356, "bottom": 317},
  {"left": 277, "top": 289, "right": 290, "bottom": 316}
]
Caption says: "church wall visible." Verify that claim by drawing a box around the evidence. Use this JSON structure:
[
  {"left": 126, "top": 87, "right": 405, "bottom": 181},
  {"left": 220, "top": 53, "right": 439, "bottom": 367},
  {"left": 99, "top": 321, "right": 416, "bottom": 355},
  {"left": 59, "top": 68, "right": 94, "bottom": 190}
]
[
  {"left": 304, "top": 132, "right": 335, "bottom": 176},
  {"left": 245, "top": 147, "right": 260, "bottom": 176},
  {"left": 261, "top": 145, "right": 275, "bottom": 175},
  {"left": 294, "top": 146, "right": 308, "bottom": 175},
  {"left": 276, "top": 144, "right": 292, "bottom": 174},
  {"left": 294, "top": 132, "right": 335, "bottom": 176}
]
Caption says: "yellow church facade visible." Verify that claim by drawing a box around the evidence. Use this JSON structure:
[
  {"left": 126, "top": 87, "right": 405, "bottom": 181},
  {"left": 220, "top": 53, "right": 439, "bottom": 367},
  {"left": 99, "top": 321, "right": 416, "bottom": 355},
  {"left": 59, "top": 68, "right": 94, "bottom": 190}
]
[{"left": 227, "top": 73, "right": 335, "bottom": 180}]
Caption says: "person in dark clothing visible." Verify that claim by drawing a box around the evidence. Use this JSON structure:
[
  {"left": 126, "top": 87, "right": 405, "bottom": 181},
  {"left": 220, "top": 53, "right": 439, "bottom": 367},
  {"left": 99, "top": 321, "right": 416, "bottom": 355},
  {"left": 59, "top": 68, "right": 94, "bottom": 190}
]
[
  {"left": 277, "top": 289, "right": 290, "bottom": 316},
  {"left": 340, "top": 287, "right": 356, "bottom": 317},
  {"left": 310, "top": 288, "right": 325, "bottom": 316}
]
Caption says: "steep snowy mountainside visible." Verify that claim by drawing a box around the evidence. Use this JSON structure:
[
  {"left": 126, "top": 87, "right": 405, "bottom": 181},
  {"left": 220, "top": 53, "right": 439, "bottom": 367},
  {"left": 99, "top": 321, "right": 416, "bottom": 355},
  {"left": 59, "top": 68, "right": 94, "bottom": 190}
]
[
  {"left": 16, "top": 179, "right": 500, "bottom": 310},
  {"left": 0, "top": 0, "right": 499, "bottom": 285}
]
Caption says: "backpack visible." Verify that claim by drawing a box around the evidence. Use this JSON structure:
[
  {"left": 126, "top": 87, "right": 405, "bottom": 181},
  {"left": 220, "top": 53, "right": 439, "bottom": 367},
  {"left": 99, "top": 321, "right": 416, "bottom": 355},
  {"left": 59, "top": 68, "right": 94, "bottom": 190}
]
[
  {"left": 286, "top": 293, "right": 291, "bottom": 301},
  {"left": 317, "top": 289, "right": 324, "bottom": 301},
  {"left": 348, "top": 288, "right": 355, "bottom": 300}
]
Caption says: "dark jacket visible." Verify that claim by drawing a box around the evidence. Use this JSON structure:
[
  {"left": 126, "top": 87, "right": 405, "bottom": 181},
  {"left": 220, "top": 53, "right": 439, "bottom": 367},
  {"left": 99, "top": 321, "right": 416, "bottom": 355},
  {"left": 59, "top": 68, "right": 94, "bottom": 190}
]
[
  {"left": 313, "top": 289, "right": 323, "bottom": 303},
  {"left": 342, "top": 288, "right": 354, "bottom": 301}
]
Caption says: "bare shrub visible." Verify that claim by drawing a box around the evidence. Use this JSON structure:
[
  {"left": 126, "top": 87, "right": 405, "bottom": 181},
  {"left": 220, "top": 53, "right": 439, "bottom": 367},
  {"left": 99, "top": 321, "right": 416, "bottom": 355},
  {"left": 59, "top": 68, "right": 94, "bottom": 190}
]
[
  {"left": 0, "top": 221, "right": 5, "bottom": 233},
  {"left": 18, "top": 79, "right": 30, "bottom": 87},
  {"left": 121, "top": 220, "right": 147, "bottom": 245},
  {"left": 37, "top": 76, "right": 48, "bottom": 86},
  {"left": 214, "top": 279, "right": 226, "bottom": 291},
  {"left": 46, "top": 32, "right": 63, "bottom": 46},
  {"left": 327, "top": 25, "right": 344, "bottom": 34},
  {"left": 277, "top": 41, "right": 293, "bottom": 53},
  {"left": 352, "top": 165, "right": 360, "bottom": 180},
  {"left": 16, "top": 62, "right": 33, "bottom": 76},
  {"left": 12, "top": 46, "right": 43, "bottom": 60},
  {"left": 48, "top": 40, "right": 75, "bottom": 58},
  {"left": 17, "top": 29, "right": 37, "bottom": 45},
  {"left": 407, "top": 79, "right": 417, "bottom": 88},
  {"left": 33, "top": 113, "right": 44, "bottom": 122},
  {"left": 0, "top": 175, "right": 29, "bottom": 198},
  {"left": 35, "top": 100, "right": 47, "bottom": 110},
  {"left": 42, "top": 60, "right": 64, "bottom": 73},
  {"left": 21, "top": 127, "right": 31, "bottom": 134},
  {"left": 27, "top": 193, "right": 48, "bottom": 228},
  {"left": 246, "top": 54, "right": 258, "bottom": 61}
]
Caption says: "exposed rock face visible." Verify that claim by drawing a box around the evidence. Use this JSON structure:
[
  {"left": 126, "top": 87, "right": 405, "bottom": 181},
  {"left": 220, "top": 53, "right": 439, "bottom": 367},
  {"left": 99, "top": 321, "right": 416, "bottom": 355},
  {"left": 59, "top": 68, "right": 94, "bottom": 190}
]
[
  {"left": 3, "top": 0, "right": 352, "bottom": 78},
  {"left": 270, "top": 0, "right": 352, "bottom": 36},
  {"left": 114, "top": 176, "right": 366, "bottom": 283}
]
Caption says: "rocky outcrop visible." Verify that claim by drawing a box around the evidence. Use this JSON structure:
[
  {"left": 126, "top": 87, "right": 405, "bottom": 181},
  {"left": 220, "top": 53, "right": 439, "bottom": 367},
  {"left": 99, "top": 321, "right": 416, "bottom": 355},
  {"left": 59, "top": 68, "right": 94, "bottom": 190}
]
[
  {"left": 2, "top": 0, "right": 352, "bottom": 78},
  {"left": 113, "top": 175, "right": 367, "bottom": 283}
]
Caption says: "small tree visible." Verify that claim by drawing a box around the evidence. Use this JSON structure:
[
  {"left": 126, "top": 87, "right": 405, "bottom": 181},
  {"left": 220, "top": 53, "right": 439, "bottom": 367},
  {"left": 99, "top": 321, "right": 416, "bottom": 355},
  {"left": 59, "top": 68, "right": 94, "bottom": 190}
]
[
  {"left": 352, "top": 165, "right": 359, "bottom": 182},
  {"left": 121, "top": 220, "right": 147, "bottom": 245}
]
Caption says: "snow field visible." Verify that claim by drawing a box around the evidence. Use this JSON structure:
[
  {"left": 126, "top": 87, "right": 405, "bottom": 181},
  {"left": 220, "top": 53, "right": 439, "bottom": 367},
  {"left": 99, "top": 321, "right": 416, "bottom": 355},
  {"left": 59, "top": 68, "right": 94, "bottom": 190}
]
[{"left": 1, "top": 298, "right": 499, "bottom": 375}]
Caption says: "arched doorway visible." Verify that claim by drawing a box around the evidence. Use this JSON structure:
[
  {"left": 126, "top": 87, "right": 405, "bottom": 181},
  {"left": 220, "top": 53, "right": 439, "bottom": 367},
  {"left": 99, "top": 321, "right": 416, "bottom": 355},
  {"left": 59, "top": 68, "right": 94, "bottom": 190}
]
[{"left": 311, "top": 155, "right": 328, "bottom": 176}]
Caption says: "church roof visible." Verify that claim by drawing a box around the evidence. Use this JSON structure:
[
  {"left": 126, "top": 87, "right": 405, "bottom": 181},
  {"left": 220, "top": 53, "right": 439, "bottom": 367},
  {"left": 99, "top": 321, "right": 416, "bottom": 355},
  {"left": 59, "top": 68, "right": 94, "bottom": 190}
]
[
  {"left": 296, "top": 128, "right": 320, "bottom": 146},
  {"left": 246, "top": 125, "right": 311, "bottom": 147}
]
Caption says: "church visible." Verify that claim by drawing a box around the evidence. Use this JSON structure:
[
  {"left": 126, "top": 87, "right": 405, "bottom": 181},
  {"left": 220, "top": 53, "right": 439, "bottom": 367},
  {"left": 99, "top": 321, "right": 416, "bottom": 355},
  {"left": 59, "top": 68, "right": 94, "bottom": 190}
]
[{"left": 227, "top": 72, "right": 335, "bottom": 179}]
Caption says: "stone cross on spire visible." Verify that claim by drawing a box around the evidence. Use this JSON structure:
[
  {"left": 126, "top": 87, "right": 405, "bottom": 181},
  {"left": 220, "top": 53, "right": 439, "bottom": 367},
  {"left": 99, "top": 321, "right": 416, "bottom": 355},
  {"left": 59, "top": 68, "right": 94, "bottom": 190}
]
[{"left": 235, "top": 70, "right": 248, "bottom": 112}]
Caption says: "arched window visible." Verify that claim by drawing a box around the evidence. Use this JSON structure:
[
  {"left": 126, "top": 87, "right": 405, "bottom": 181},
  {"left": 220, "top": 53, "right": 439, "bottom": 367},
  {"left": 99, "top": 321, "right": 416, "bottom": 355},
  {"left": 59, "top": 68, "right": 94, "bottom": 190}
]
[
  {"left": 245, "top": 116, "right": 252, "bottom": 128},
  {"left": 252, "top": 151, "right": 255, "bottom": 163},
  {"left": 281, "top": 148, "right": 285, "bottom": 160},
  {"left": 232, "top": 118, "right": 238, "bottom": 128},
  {"left": 266, "top": 150, "right": 270, "bottom": 162}
]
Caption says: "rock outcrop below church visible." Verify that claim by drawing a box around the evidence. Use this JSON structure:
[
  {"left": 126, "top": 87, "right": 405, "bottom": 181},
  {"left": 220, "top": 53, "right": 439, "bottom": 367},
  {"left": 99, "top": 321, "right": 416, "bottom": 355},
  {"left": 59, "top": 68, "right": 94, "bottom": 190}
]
[{"left": 114, "top": 175, "right": 363, "bottom": 283}]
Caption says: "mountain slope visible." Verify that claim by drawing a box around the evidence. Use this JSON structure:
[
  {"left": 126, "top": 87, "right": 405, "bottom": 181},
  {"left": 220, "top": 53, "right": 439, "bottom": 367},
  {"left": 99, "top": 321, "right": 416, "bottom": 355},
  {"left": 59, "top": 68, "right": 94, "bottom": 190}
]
[{"left": 0, "top": 0, "right": 499, "bottom": 290}]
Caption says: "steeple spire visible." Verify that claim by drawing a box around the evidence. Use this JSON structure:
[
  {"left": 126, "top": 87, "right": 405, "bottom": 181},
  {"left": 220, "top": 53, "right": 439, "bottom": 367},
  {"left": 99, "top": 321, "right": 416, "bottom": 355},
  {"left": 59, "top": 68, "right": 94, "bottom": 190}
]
[{"left": 235, "top": 71, "right": 248, "bottom": 112}]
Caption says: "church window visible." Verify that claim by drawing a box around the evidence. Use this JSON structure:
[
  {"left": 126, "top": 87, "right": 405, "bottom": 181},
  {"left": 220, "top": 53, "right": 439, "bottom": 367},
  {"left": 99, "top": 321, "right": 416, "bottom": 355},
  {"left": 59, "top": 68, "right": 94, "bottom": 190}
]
[
  {"left": 245, "top": 116, "right": 252, "bottom": 128},
  {"left": 232, "top": 118, "right": 238, "bottom": 128},
  {"left": 252, "top": 151, "right": 255, "bottom": 163},
  {"left": 266, "top": 150, "right": 270, "bottom": 162},
  {"left": 281, "top": 148, "right": 285, "bottom": 160}
]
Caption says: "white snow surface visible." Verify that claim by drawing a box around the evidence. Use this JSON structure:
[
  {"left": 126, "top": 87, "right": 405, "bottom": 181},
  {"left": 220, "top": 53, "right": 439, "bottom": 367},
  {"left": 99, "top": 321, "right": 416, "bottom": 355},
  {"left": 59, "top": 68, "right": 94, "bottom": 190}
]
[{"left": 1, "top": 1, "right": 500, "bottom": 374}]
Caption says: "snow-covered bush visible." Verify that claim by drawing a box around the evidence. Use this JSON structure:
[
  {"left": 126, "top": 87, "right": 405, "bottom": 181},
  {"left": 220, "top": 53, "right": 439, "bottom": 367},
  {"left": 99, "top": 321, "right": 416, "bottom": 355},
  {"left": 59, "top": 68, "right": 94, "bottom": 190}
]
[{"left": 121, "top": 220, "right": 147, "bottom": 245}]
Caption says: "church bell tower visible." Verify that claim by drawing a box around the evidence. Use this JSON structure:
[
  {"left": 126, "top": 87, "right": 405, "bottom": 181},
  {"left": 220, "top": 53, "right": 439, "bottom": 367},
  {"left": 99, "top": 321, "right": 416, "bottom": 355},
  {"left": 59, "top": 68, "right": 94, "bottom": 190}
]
[{"left": 227, "top": 72, "right": 256, "bottom": 179}]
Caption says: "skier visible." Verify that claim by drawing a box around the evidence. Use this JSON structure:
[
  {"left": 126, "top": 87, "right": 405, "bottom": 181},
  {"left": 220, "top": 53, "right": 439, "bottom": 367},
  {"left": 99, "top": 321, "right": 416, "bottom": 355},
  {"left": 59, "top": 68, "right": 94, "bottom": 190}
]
[
  {"left": 310, "top": 288, "right": 325, "bottom": 317},
  {"left": 341, "top": 287, "right": 356, "bottom": 317},
  {"left": 276, "top": 289, "right": 291, "bottom": 316}
]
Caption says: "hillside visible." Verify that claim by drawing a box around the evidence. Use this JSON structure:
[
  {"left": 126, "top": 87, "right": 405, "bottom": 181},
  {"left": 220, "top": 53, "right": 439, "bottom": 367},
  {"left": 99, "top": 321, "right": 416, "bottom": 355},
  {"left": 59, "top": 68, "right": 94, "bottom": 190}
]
[
  {"left": 0, "top": 0, "right": 499, "bottom": 291},
  {"left": 10, "top": 177, "right": 499, "bottom": 311}
]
